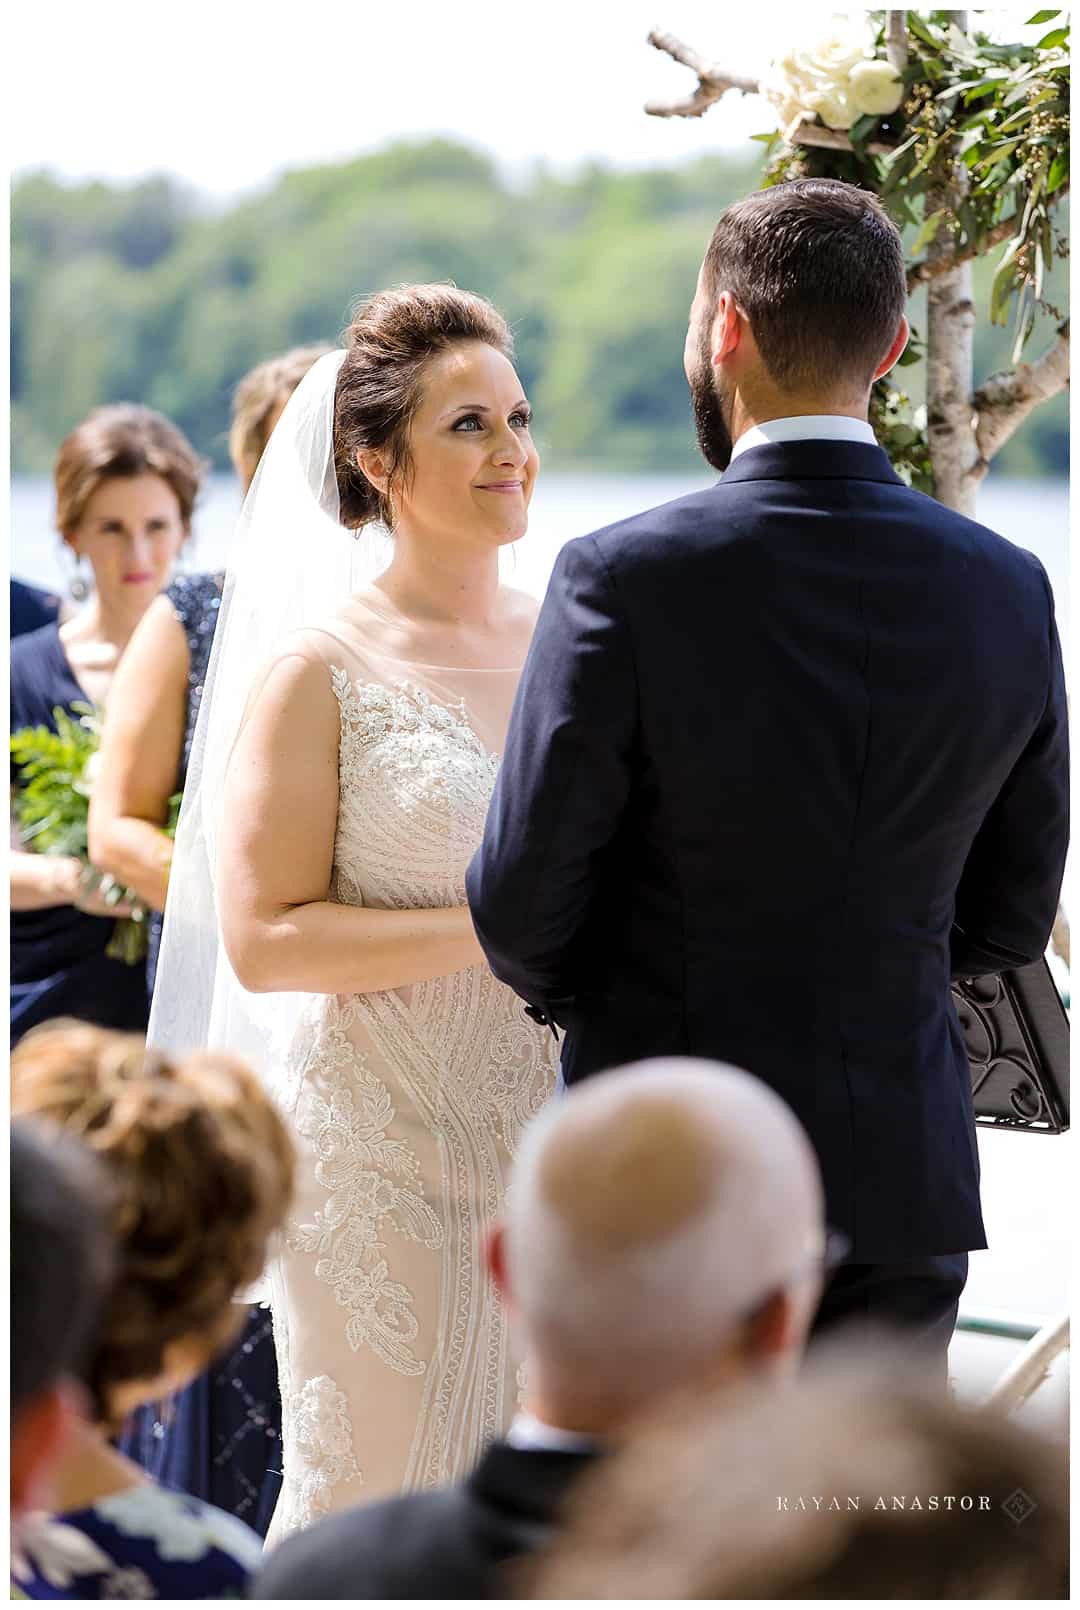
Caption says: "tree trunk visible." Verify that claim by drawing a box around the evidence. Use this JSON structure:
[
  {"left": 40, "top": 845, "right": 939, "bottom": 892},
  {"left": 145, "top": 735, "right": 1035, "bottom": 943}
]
[
  {"left": 927, "top": 259, "right": 977, "bottom": 514},
  {"left": 923, "top": 11, "right": 978, "bottom": 515}
]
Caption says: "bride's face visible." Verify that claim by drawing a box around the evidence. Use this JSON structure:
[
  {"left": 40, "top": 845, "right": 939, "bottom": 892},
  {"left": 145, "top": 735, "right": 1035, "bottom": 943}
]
[{"left": 395, "top": 341, "right": 538, "bottom": 547}]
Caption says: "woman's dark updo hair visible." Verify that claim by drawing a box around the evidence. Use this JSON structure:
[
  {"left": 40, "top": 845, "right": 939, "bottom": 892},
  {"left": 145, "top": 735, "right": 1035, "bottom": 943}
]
[{"left": 334, "top": 283, "right": 514, "bottom": 531}]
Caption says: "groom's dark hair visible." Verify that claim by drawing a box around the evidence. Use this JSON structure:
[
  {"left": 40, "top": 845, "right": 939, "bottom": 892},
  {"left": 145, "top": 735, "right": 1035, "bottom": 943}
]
[{"left": 701, "top": 179, "right": 907, "bottom": 390}]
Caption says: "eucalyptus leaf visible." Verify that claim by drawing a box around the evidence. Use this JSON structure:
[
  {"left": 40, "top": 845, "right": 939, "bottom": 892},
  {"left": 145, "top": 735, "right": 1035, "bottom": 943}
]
[
  {"left": 907, "top": 13, "right": 940, "bottom": 46},
  {"left": 998, "top": 96, "right": 1034, "bottom": 120},
  {"left": 884, "top": 131, "right": 923, "bottom": 164},
  {"left": 990, "top": 235, "right": 1022, "bottom": 325},
  {"left": 974, "top": 138, "right": 1026, "bottom": 171},
  {"left": 1011, "top": 298, "right": 1035, "bottom": 364},
  {"left": 910, "top": 138, "right": 945, "bottom": 180},
  {"left": 911, "top": 209, "right": 946, "bottom": 254}
]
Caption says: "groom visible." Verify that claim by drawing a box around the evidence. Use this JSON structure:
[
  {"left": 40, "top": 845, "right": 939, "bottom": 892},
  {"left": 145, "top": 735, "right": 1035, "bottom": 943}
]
[{"left": 467, "top": 179, "right": 1068, "bottom": 1359}]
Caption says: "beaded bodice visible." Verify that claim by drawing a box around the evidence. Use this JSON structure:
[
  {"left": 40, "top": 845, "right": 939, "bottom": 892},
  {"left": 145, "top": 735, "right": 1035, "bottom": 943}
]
[{"left": 329, "top": 667, "right": 501, "bottom": 911}]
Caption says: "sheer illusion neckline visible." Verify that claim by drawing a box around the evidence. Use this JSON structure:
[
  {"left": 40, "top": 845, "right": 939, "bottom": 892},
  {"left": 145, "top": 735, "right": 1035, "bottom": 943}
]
[{"left": 341, "top": 591, "right": 527, "bottom": 674}]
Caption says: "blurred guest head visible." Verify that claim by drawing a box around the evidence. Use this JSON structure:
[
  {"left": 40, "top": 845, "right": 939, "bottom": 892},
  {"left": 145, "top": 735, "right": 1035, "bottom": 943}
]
[
  {"left": 11, "top": 1022, "right": 294, "bottom": 1429},
  {"left": 229, "top": 343, "right": 332, "bottom": 492},
  {"left": 11, "top": 1119, "right": 113, "bottom": 1514},
  {"left": 334, "top": 282, "right": 537, "bottom": 549},
  {"left": 528, "top": 1342, "right": 1068, "bottom": 1600},
  {"left": 685, "top": 179, "right": 909, "bottom": 471},
  {"left": 488, "top": 1057, "right": 824, "bottom": 1433},
  {"left": 54, "top": 404, "right": 205, "bottom": 612}
]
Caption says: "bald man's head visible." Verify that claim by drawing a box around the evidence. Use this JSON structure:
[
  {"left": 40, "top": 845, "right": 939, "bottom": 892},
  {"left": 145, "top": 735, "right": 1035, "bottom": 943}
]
[{"left": 501, "top": 1060, "right": 825, "bottom": 1402}]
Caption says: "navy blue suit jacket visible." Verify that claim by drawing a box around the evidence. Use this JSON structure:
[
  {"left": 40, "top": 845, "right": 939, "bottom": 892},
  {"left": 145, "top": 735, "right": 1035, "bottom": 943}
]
[{"left": 467, "top": 440, "right": 1068, "bottom": 1261}]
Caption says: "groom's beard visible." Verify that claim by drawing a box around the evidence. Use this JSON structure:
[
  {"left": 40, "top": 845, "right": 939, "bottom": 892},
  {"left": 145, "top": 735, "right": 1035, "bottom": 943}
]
[{"left": 689, "top": 329, "right": 734, "bottom": 473}]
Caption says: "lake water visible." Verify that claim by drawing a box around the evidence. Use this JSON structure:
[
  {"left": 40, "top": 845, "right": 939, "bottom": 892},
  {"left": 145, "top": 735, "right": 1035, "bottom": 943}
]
[
  {"left": 10, "top": 469, "right": 1073, "bottom": 1385},
  {"left": 9, "top": 470, "right": 1072, "bottom": 646}
]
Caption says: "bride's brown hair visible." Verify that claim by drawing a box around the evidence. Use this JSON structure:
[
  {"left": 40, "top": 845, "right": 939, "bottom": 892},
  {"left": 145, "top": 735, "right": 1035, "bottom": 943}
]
[
  {"left": 11, "top": 1022, "right": 294, "bottom": 1427},
  {"left": 334, "top": 283, "right": 513, "bottom": 532}
]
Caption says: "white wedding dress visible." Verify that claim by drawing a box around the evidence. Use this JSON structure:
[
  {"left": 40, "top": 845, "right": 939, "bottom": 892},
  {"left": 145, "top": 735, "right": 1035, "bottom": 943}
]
[{"left": 265, "top": 598, "right": 558, "bottom": 1543}]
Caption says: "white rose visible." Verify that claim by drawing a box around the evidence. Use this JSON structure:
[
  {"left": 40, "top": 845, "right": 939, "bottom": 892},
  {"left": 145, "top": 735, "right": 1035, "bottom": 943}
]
[
  {"left": 849, "top": 58, "right": 905, "bottom": 118},
  {"left": 765, "top": 18, "right": 875, "bottom": 134},
  {"left": 805, "top": 20, "right": 872, "bottom": 79},
  {"left": 761, "top": 65, "right": 809, "bottom": 132},
  {"left": 805, "top": 85, "right": 856, "bottom": 130},
  {"left": 770, "top": 49, "right": 804, "bottom": 80}
]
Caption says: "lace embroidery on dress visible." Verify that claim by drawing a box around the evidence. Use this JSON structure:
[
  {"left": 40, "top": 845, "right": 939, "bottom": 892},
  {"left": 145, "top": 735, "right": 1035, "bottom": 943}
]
[
  {"left": 328, "top": 666, "right": 500, "bottom": 910},
  {"left": 266, "top": 661, "right": 559, "bottom": 1525},
  {"left": 284, "top": 1375, "right": 362, "bottom": 1532},
  {"left": 289, "top": 1006, "right": 444, "bottom": 1374},
  {"left": 329, "top": 666, "right": 490, "bottom": 764}
]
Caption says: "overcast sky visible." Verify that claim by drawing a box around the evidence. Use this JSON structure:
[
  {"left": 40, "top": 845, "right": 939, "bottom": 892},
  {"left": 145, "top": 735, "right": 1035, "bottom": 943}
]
[{"left": 9, "top": 6, "right": 1040, "bottom": 199}]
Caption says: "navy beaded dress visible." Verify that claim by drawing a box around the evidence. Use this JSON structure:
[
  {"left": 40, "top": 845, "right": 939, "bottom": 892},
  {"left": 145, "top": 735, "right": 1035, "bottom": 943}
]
[
  {"left": 117, "top": 572, "right": 284, "bottom": 1538},
  {"left": 11, "top": 624, "right": 149, "bottom": 1045}
]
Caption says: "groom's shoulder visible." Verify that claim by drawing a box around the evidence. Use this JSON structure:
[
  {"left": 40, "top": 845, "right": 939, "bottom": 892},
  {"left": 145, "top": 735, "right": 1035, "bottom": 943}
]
[
  {"left": 568, "top": 478, "right": 1051, "bottom": 604},
  {"left": 565, "top": 483, "right": 729, "bottom": 573},
  {"left": 900, "top": 484, "right": 1054, "bottom": 597}
]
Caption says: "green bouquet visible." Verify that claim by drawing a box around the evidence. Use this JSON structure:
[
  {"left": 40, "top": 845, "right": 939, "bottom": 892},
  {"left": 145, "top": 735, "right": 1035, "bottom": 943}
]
[{"left": 10, "top": 702, "right": 180, "bottom": 966}]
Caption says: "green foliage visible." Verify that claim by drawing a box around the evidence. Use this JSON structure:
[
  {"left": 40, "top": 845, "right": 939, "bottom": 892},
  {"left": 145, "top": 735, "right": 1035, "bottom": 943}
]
[
  {"left": 10, "top": 705, "right": 98, "bottom": 859},
  {"left": 762, "top": 12, "right": 1069, "bottom": 485},
  {"left": 765, "top": 12, "right": 1068, "bottom": 334},
  {"left": 10, "top": 132, "right": 1066, "bottom": 480},
  {"left": 869, "top": 386, "right": 933, "bottom": 493},
  {"left": 11, "top": 704, "right": 180, "bottom": 963}
]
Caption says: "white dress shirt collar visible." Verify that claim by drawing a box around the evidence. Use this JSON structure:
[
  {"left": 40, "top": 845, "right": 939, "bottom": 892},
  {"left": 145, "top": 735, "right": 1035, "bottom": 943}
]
[
  {"left": 729, "top": 414, "right": 877, "bottom": 463},
  {"left": 505, "top": 1411, "right": 598, "bottom": 1454}
]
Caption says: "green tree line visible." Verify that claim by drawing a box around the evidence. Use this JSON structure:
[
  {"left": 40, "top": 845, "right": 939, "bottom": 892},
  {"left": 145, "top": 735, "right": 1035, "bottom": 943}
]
[{"left": 11, "top": 138, "right": 1067, "bottom": 478}]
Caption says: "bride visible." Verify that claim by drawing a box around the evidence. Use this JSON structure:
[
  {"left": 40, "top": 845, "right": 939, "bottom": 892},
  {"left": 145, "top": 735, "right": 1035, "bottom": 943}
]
[{"left": 151, "top": 284, "right": 557, "bottom": 1541}]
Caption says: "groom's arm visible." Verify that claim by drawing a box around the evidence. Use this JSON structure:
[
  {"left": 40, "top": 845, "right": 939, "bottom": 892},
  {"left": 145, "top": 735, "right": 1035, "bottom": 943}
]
[
  {"left": 467, "top": 535, "right": 636, "bottom": 1022},
  {"left": 950, "top": 572, "right": 1068, "bottom": 980}
]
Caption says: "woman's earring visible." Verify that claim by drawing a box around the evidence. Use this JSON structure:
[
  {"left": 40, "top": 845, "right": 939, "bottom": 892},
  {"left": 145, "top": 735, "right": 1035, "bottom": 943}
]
[{"left": 68, "top": 558, "right": 90, "bottom": 603}]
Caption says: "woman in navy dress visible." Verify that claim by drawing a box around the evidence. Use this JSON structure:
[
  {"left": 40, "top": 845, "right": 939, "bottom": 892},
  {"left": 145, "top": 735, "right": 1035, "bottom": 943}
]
[
  {"left": 11, "top": 578, "right": 63, "bottom": 639},
  {"left": 10, "top": 405, "right": 202, "bottom": 1047},
  {"left": 88, "top": 346, "right": 327, "bottom": 1535}
]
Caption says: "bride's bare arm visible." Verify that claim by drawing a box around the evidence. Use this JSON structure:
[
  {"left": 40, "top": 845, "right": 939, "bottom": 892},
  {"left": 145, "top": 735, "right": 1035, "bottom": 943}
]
[{"left": 218, "top": 651, "right": 484, "bottom": 994}]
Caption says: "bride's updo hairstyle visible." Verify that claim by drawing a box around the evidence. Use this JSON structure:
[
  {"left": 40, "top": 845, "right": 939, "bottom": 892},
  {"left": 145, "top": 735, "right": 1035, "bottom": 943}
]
[
  {"left": 11, "top": 1021, "right": 294, "bottom": 1429},
  {"left": 334, "top": 283, "right": 514, "bottom": 531}
]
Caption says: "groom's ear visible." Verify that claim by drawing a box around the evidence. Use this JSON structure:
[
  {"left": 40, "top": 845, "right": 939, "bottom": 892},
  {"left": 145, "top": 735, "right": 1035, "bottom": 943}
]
[
  {"left": 710, "top": 292, "right": 743, "bottom": 367},
  {"left": 872, "top": 316, "right": 911, "bottom": 382}
]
